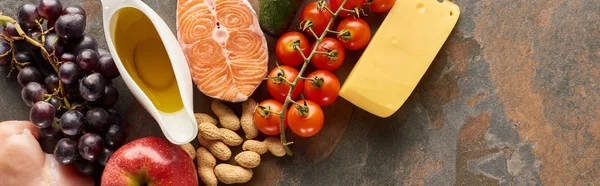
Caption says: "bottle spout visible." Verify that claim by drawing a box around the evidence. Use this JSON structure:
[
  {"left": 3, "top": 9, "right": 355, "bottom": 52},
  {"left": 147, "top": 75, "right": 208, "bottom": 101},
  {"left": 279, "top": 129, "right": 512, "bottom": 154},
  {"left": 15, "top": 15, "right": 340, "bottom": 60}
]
[{"left": 155, "top": 110, "right": 198, "bottom": 145}]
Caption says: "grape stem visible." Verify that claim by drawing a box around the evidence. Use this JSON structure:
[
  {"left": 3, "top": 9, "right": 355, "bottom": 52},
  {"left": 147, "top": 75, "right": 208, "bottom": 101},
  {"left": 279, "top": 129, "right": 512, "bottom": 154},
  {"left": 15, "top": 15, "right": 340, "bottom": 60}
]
[
  {"left": 277, "top": 0, "right": 351, "bottom": 156},
  {"left": 0, "top": 14, "right": 68, "bottom": 108}
]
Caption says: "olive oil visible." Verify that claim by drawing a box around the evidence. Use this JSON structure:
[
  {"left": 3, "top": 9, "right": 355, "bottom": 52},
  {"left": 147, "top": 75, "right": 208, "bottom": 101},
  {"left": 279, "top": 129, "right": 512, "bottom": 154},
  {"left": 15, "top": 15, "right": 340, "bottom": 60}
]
[{"left": 110, "top": 7, "right": 183, "bottom": 113}]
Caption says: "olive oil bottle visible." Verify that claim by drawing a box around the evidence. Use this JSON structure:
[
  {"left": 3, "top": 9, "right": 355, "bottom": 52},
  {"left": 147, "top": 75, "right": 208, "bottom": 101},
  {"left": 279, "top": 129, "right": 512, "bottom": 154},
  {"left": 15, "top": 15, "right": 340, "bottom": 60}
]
[{"left": 110, "top": 7, "right": 183, "bottom": 113}]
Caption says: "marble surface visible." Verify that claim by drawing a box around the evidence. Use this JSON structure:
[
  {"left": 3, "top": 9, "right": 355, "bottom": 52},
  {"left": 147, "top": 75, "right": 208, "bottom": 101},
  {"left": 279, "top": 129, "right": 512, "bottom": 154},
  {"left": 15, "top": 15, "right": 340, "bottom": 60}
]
[{"left": 0, "top": 0, "right": 598, "bottom": 185}]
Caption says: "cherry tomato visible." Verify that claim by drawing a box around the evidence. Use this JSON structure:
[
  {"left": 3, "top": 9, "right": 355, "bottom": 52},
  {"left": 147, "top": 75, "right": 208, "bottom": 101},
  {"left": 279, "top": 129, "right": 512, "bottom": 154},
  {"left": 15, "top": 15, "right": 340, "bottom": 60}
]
[
  {"left": 330, "top": 0, "right": 365, "bottom": 17},
  {"left": 310, "top": 37, "right": 345, "bottom": 71},
  {"left": 336, "top": 17, "right": 371, "bottom": 50},
  {"left": 300, "top": 2, "right": 333, "bottom": 36},
  {"left": 275, "top": 32, "right": 311, "bottom": 67},
  {"left": 303, "top": 70, "right": 340, "bottom": 106},
  {"left": 254, "top": 100, "right": 288, "bottom": 136},
  {"left": 287, "top": 100, "right": 324, "bottom": 137},
  {"left": 368, "top": 0, "right": 396, "bottom": 13},
  {"left": 266, "top": 66, "right": 304, "bottom": 102}
]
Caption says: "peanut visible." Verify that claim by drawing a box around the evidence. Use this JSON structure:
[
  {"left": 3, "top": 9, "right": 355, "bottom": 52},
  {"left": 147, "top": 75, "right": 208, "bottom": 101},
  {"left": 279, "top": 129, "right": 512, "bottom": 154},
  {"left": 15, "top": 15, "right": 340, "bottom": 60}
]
[
  {"left": 211, "top": 100, "right": 240, "bottom": 131},
  {"left": 179, "top": 143, "right": 195, "bottom": 160},
  {"left": 198, "top": 122, "right": 243, "bottom": 146},
  {"left": 240, "top": 98, "right": 259, "bottom": 139},
  {"left": 214, "top": 164, "right": 253, "bottom": 184},
  {"left": 195, "top": 113, "right": 218, "bottom": 125},
  {"left": 198, "top": 135, "right": 231, "bottom": 161},
  {"left": 234, "top": 151, "right": 261, "bottom": 169},
  {"left": 196, "top": 147, "right": 217, "bottom": 186},
  {"left": 242, "top": 137, "right": 286, "bottom": 157}
]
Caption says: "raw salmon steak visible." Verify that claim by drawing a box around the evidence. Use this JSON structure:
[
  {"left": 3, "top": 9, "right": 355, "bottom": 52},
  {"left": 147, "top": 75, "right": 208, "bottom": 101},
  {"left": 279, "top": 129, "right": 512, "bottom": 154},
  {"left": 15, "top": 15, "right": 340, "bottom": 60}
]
[{"left": 177, "top": 0, "right": 268, "bottom": 102}]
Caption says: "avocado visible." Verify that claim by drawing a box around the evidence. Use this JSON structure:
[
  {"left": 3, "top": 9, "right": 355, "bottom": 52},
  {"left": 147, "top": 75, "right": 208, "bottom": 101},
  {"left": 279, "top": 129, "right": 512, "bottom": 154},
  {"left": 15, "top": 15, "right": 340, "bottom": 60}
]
[{"left": 259, "top": 0, "right": 302, "bottom": 37}]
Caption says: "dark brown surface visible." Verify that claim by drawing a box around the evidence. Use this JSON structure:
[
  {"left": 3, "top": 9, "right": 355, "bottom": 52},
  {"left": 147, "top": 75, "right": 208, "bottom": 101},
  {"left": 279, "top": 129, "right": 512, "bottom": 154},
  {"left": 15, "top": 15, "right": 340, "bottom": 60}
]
[{"left": 0, "top": 0, "right": 599, "bottom": 185}]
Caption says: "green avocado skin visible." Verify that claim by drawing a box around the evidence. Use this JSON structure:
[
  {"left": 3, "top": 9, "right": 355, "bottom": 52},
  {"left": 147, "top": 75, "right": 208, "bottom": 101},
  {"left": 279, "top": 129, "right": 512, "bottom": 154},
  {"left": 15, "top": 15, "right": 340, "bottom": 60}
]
[{"left": 259, "top": 0, "right": 302, "bottom": 37}]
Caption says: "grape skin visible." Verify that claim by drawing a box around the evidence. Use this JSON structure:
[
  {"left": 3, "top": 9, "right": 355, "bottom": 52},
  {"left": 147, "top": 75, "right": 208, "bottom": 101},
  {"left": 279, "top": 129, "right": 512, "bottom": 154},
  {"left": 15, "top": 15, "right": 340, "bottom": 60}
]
[
  {"left": 21, "top": 82, "right": 47, "bottom": 107},
  {"left": 30, "top": 101, "right": 55, "bottom": 128}
]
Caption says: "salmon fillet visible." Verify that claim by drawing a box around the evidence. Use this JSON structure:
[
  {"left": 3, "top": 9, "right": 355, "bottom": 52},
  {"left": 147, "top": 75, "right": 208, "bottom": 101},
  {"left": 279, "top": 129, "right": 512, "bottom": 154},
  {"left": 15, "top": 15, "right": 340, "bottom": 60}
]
[{"left": 177, "top": 0, "right": 268, "bottom": 102}]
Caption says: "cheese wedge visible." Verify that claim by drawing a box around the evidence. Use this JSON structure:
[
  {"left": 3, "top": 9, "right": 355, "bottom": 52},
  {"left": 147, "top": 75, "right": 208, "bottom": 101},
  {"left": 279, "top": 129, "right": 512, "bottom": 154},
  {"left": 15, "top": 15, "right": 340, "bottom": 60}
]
[{"left": 339, "top": 0, "right": 460, "bottom": 118}]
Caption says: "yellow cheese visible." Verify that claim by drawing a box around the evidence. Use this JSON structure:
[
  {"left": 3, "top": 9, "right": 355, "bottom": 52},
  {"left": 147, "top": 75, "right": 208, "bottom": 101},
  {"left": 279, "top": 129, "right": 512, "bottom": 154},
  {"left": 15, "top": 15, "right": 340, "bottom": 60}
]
[{"left": 339, "top": 0, "right": 460, "bottom": 118}]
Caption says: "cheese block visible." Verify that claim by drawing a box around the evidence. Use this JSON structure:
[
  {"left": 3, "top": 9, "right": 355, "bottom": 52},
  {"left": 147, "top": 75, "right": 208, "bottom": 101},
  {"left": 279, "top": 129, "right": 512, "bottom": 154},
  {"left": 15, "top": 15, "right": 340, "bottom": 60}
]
[{"left": 339, "top": 0, "right": 460, "bottom": 118}]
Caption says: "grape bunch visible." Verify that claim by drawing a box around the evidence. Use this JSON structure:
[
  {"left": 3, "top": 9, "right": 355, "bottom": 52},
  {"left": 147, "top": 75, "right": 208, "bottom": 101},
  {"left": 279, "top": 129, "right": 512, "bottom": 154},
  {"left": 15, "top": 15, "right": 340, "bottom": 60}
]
[{"left": 0, "top": 0, "right": 125, "bottom": 176}]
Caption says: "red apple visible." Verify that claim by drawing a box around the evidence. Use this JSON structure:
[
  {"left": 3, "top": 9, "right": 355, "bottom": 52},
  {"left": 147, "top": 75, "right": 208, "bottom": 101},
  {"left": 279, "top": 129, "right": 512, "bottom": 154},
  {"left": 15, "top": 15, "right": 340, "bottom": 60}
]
[{"left": 101, "top": 136, "right": 198, "bottom": 186}]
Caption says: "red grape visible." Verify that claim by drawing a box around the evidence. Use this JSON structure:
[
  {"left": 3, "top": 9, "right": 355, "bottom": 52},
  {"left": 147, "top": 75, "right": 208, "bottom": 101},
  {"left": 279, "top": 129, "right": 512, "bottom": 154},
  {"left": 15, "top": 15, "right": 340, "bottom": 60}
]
[
  {"left": 78, "top": 133, "right": 104, "bottom": 161},
  {"left": 58, "top": 61, "right": 79, "bottom": 84},
  {"left": 39, "top": 0, "right": 63, "bottom": 28},
  {"left": 96, "top": 56, "right": 119, "bottom": 79},
  {"left": 60, "top": 110, "right": 84, "bottom": 136},
  {"left": 62, "top": 5, "right": 86, "bottom": 20},
  {"left": 105, "top": 125, "right": 125, "bottom": 148},
  {"left": 76, "top": 49, "right": 99, "bottom": 71},
  {"left": 18, "top": 66, "right": 43, "bottom": 86},
  {"left": 74, "top": 35, "right": 98, "bottom": 54},
  {"left": 18, "top": 4, "right": 42, "bottom": 29},
  {"left": 79, "top": 73, "right": 106, "bottom": 101},
  {"left": 55, "top": 14, "right": 85, "bottom": 41},
  {"left": 30, "top": 101, "right": 55, "bottom": 128},
  {"left": 86, "top": 108, "right": 110, "bottom": 132},
  {"left": 54, "top": 138, "right": 78, "bottom": 165},
  {"left": 44, "top": 74, "right": 59, "bottom": 92},
  {"left": 21, "top": 82, "right": 47, "bottom": 107}
]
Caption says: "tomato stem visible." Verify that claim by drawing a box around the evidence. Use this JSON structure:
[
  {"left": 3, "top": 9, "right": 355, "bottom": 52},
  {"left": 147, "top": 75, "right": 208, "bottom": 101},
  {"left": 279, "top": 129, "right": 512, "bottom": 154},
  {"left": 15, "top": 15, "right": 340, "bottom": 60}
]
[
  {"left": 278, "top": 0, "right": 351, "bottom": 156},
  {"left": 308, "top": 27, "right": 320, "bottom": 40},
  {"left": 321, "top": 5, "right": 336, "bottom": 15}
]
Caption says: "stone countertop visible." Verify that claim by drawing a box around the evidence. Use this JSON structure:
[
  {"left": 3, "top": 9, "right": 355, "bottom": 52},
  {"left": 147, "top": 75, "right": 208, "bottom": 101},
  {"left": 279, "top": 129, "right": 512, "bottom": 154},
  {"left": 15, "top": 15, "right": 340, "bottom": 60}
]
[{"left": 0, "top": 0, "right": 598, "bottom": 185}]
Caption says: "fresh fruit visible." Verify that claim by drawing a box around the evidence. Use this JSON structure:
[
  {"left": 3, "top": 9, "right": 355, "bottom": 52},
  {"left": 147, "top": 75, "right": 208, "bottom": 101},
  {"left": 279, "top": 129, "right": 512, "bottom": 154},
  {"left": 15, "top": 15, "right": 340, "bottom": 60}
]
[
  {"left": 47, "top": 96, "right": 62, "bottom": 110},
  {"left": 105, "top": 125, "right": 125, "bottom": 148},
  {"left": 58, "top": 61, "right": 79, "bottom": 84},
  {"left": 75, "top": 159, "right": 96, "bottom": 176},
  {"left": 59, "top": 110, "right": 84, "bottom": 136},
  {"left": 38, "top": 0, "right": 63, "bottom": 27},
  {"left": 214, "top": 164, "right": 253, "bottom": 184},
  {"left": 98, "top": 49, "right": 110, "bottom": 58},
  {"left": 331, "top": 0, "right": 365, "bottom": 17},
  {"left": 14, "top": 52, "right": 33, "bottom": 65},
  {"left": 234, "top": 151, "right": 261, "bottom": 169},
  {"left": 98, "top": 83, "right": 118, "bottom": 108},
  {"left": 38, "top": 123, "right": 61, "bottom": 137},
  {"left": 300, "top": 2, "right": 333, "bottom": 36},
  {"left": 96, "top": 56, "right": 119, "bottom": 79},
  {"left": 303, "top": 70, "right": 341, "bottom": 106},
  {"left": 197, "top": 135, "right": 231, "bottom": 161},
  {"left": 18, "top": 4, "right": 42, "bottom": 29},
  {"left": 54, "top": 138, "right": 78, "bottom": 165},
  {"left": 240, "top": 98, "right": 259, "bottom": 139},
  {"left": 44, "top": 74, "right": 59, "bottom": 92},
  {"left": 61, "top": 5, "right": 86, "bottom": 19},
  {"left": 311, "top": 37, "right": 346, "bottom": 71},
  {"left": 253, "top": 99, "right": 287, "bottom": 136},
  {"left": 17, "top": 66, "right": 43, "bottom": 86},
  {"left": 287, "top": 100, "right": 325, "bottom": 137},
  {"left": 177, "top": 0, "right": 268, "bottom": 102},
  {"left": 30, "top": 101, "right": 55, "bottom": 128},
  {"left": 211, "top": 100, "right": 241, "bottom": 131},
  {"left": 336, "top": 17, "right": 371, "bottom": 50},
  {"left": 73, "top": 35, "right": 98, "bottom": 54},
  {"left": 79, "top": 73, "right": 106, "bottom": 101},
  {"left": 368, "top": 0, "right": 397, "bottom": 13},
  {"left": 85, "top": 108, "right": 109, "bottom": 132},
  {"left": 196, "top": 147, "right": 218, "bottom": 186},
  {"left": 21, "top": 82, "right": 47, "bottom": 107},
  {"left": 101, "top": 137, "right": 199, "bottom": 186},
  {"left": 43, "top": 33, "right": 59, "bottom": 55},
  {"left": 258, "top": 0, "right": 302, "bottom": 37},
  {"left": 197, "top": 122, "right": 243, "bottom": 146},
  {"left": 242, "top": 137, "right": 285, "bottom": 157},
  {"left": 61, "top": 53, "right": 76, "bottom": 62},
  {"left": 78, "top": 133, "right": 104, "bottom": 161},
  {"left": 275, "top": 32, "right": 310, "bottom": 67},
  {"left": 0, "top": 39, "right": 11, "bottom": 66},
  {"left": 55, "top": 13, "right": 86, "bottom": 41},
  {"left": 266, "top": 65, "right": 304, "bottom": 102},
  {"left": 98, "top": 148, "right": 114, "bottom": 166},
  {"left": 2, "top": 22, "right": 19, "bottom": 37},
  {"left": 76, "top": 49, "right": 98, "bottom": 71}
]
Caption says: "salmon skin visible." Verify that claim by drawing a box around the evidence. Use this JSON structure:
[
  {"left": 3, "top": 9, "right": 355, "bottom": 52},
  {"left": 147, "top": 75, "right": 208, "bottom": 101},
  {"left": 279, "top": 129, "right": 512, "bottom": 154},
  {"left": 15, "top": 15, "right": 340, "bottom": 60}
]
[{"left": 177, "top": 0, "right": 268, "bottom": 102}]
